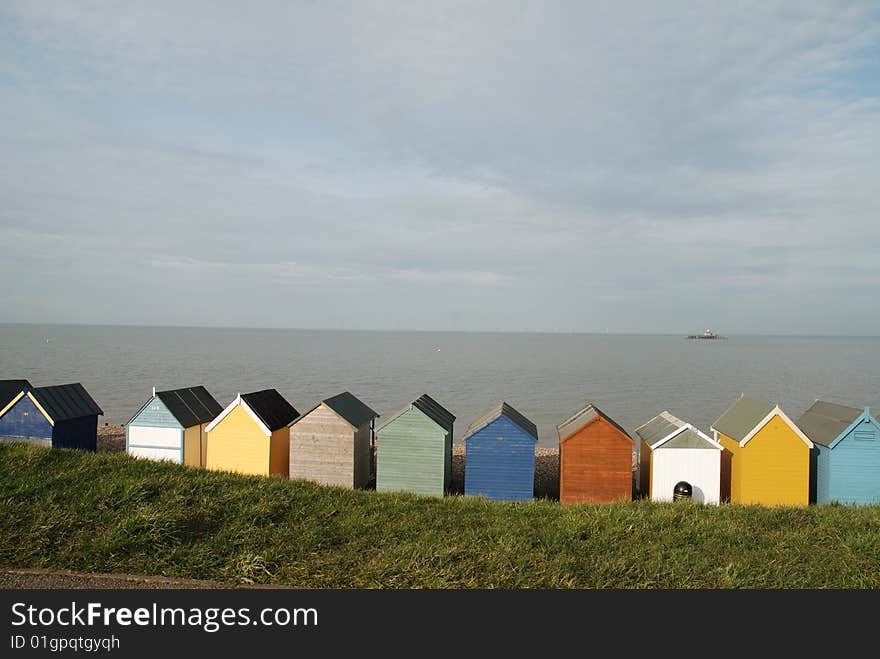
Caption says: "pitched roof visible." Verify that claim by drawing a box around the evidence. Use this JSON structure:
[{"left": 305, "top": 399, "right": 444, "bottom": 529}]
[
  {"left": 464, "top": 402, "right": 538, "bottom": 441},
  {"left": 661, "top": 427, "right": 719, "bottom": 449},
  {"left": 796, "top": 400, "right": 863, "bottom": 448},
  {"left": 556, "top": 402, "right": 632, "bottom": 443},
  {"left": 711, "top": 394, "right": 775, "bottom": 442},
  {"left": 30, "top": 383, "right": 103, "bottom": 422},
  {"left": 156, "top": 386, "right": 223, "bottom": 428},
  {"left": 412, "top": 393, "right": 455, "bottom": 431},
  {"left": 635, "top": 411, "right": 722, "bottom": 450},
  {"left": 0, "top": 379, "right": 31, "bottom": 411},
  {"left": 322, "top": 391, "right": 379, "bottom": 428},
  {"left": 378, "top": 393, "right": 455, "bottom": 432},
  {"left": 635, "top": 411, "right": 686, "bottom": 445},
  {"left": 240, "top": 389, "right": 299, "bottom": 432}
]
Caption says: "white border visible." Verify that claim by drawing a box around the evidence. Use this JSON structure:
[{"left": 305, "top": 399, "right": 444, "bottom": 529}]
[
  {"left": 739, "top": 406, "right": 813, "bottom": 448},
  {"left": 205, "top": 394, "right": 271, "bottom": 436}
]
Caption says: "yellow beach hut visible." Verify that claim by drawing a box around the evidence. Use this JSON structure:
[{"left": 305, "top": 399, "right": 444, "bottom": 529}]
[
  {"left": 711, "top": 394, "right": 813, "bottom": 506},
  {"left": 205, "top": 389, "right": 299, "bottom": 478}
]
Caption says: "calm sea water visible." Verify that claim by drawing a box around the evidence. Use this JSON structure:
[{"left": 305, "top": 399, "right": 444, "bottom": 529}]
[{"left": 2, "top": 324, "right": 878, "bottom": 447}]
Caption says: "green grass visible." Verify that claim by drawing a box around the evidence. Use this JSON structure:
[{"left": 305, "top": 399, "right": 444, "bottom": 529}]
[{"left": 2, "top": 443, "right": 880, "bottom": 588}]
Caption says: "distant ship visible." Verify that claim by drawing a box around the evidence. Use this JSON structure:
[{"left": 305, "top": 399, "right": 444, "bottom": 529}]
[{"left": 686, "top": 329, "right": 726, "bottom": 340}]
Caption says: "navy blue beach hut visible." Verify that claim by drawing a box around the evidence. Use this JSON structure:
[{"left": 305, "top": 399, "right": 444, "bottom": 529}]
[
  {"left": 0, "top": 382, "right": 103, "bottom": 451},
  {"left": 463, "top": 402, "right": 538, "bottom": 501},
  {"left": 0, "top": 380, "right": 31, "bottom": 414}
]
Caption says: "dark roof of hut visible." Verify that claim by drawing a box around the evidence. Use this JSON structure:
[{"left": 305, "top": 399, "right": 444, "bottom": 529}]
[
  {"left": 156, "top": 386, "right": 223, "bottom": 428},
  {"left": 412, "top": 393, "right": 455, "bottom": 431},
  {"left": 0, "top": 379, "right": 32, "bottom": 410},
  {"left": 30, "top": 383, "right": 103, "bottom": 422},
  {"left": 241, "top": 389, "right": 299, "bottom": 432},
  {"left": 322, "top": 391, "right": 378, "bottom": 428},
  {"left": 378, "top": 393, "right": 455, "bottom": 432}
]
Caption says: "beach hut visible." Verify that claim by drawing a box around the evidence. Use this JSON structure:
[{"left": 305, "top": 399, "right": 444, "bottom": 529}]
[
  {"left": 0, "top": 382, "right": 103, "bottom": 451},
  {"left": 0, "top": 380, "right": 33, "bottom": 439},
  {"left": 375, "top": 393, "right": 455, "bottom": 497},
  {"left": 125, "top": 386, "right": 223, "bottom": 467},
  {"left": 289, "top": 391, "right": 379, "bottom": 489},
  {"left": 711, "top": 394, "right": 813, "bottom": 506},
  {"left": 557, "top": 402, "right": 634, "bottom": 504},
  {"left": 0, "top": 380, "right": 31, "bottom": 411},
  {"left": 463, "top": 402, "right": 537, "bottom": 502},
  {"left": 635, "top": 411, "right": 724, "bottom": 504},
  {"left": 796, "top": 400, "right": 880, "bottom": 505},
  {"left": 205, "top": 389, "right": 298, "bottom": 477}
]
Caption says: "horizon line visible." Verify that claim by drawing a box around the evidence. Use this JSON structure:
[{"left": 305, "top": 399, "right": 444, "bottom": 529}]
[{"left": 1, "top": 321, "right": 878, "bottom": 339}]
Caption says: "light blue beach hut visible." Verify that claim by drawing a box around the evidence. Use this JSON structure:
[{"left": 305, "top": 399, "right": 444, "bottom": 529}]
[{"left": 796, "top": 400, "right": 880, "bottom": 505}]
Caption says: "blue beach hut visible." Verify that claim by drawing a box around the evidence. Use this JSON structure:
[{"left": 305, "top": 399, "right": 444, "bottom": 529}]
[
  {"left": 0, "top": 382, "right": 103, "bottom": 451},
  {"left": 796, "top": 400, "right": 880, "bottom": 505},
  {"left": 463, "top": 402, "right": 537, "bottom": 502},
  {"left": 126, "top": 385, "right": 223, "bottom": 467}
]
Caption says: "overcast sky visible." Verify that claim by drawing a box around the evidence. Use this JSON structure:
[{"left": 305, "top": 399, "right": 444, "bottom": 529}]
[{"left": 1, "top": 2, "right": 878, "bottom": 334}]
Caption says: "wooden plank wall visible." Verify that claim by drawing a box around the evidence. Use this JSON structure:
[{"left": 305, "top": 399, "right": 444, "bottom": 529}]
[
  {"left": 464, "top": 416, "right": 535, "bottom": 501},
  {"left": 823, "top": 418, "right": 880, "bottom": 504},
  {"left": 559, "top": 416, "right": 633, "bottom": 504},
  {"left": 0, "top": 395, "right": 53, "bottom": 442},
  {"left": 376, "top": 408, "right": 447, "bottom": 497},
  {"left": 205, "top": 405, "right": 271, "bottom": 476},
  {"left": 291, "top": 404, "right": 355, "bottom": 488}
]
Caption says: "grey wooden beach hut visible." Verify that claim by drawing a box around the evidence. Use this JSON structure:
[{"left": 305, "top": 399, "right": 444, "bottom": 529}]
[
  {"left": 289, "top": 391, "right": 379, "bottom": 489},
  {"left": 375, "top": 394, "right": 455, "bottom": 497}
]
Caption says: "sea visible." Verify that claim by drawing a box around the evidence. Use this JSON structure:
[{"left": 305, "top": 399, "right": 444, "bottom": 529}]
[{"left": 2, "top": 324, "right": 878, "bottom": 447}]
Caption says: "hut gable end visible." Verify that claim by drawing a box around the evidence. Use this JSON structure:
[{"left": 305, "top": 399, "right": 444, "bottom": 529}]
[
  {"left": 464, "top": 409, "right": 537, "bottom": 502},
  {"left": 796, "top": 400, "right": 864, "bottom": 449},
  {"left": 0, "top": 394, "right": 53, "bottom": 444},
  {"left": 321, "top": 392, "right": 379, "bottom": 430},
  {"left": 376, "top": 400, "right": 453, "bottom": 497},
  {"left": 558, "top": 403, "right": 633, "bottom": 504},
  {"left": 0, "top": 380, "right": 32, "bottom": 415},
  {"left": 557, "top": 402, "right": 633, "bottom": 445},
  {"left": 290, "top": 401, "right": 370, "bottom": 489}
]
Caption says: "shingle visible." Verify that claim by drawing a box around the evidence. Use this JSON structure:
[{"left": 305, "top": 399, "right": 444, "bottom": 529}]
[
  {"left": 241, "top": 389, "right": 299, "bottom": 431},
  {"left": 30, "top": 383, "right": 103, "bottom": 422},
  {"left": 796, "top": 400, "right": 863, "bottom": 448}
]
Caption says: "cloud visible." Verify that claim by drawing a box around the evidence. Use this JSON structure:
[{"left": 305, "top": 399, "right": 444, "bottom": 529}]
[{"left": 0, "top": 1, "right": 878, "bottom": 332}]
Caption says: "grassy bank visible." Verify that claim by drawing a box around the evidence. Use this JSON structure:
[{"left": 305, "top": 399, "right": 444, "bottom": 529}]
[{"left": 1, "top": 443, "right": 879, "bottom": 588}]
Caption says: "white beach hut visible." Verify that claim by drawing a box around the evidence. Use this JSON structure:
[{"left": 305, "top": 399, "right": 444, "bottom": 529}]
[{"left": 636, "top": 411, "right": 724, "bottom": 505}]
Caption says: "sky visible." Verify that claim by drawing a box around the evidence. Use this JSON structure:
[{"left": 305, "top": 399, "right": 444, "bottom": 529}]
[{"left": 1, "top": 1, "right": 879, "bottom": 334}]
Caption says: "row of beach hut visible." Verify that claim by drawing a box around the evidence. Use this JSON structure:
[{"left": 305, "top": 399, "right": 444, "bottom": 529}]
[{"left": 2, "top": 379, "right": 879, "bottom": 506}]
